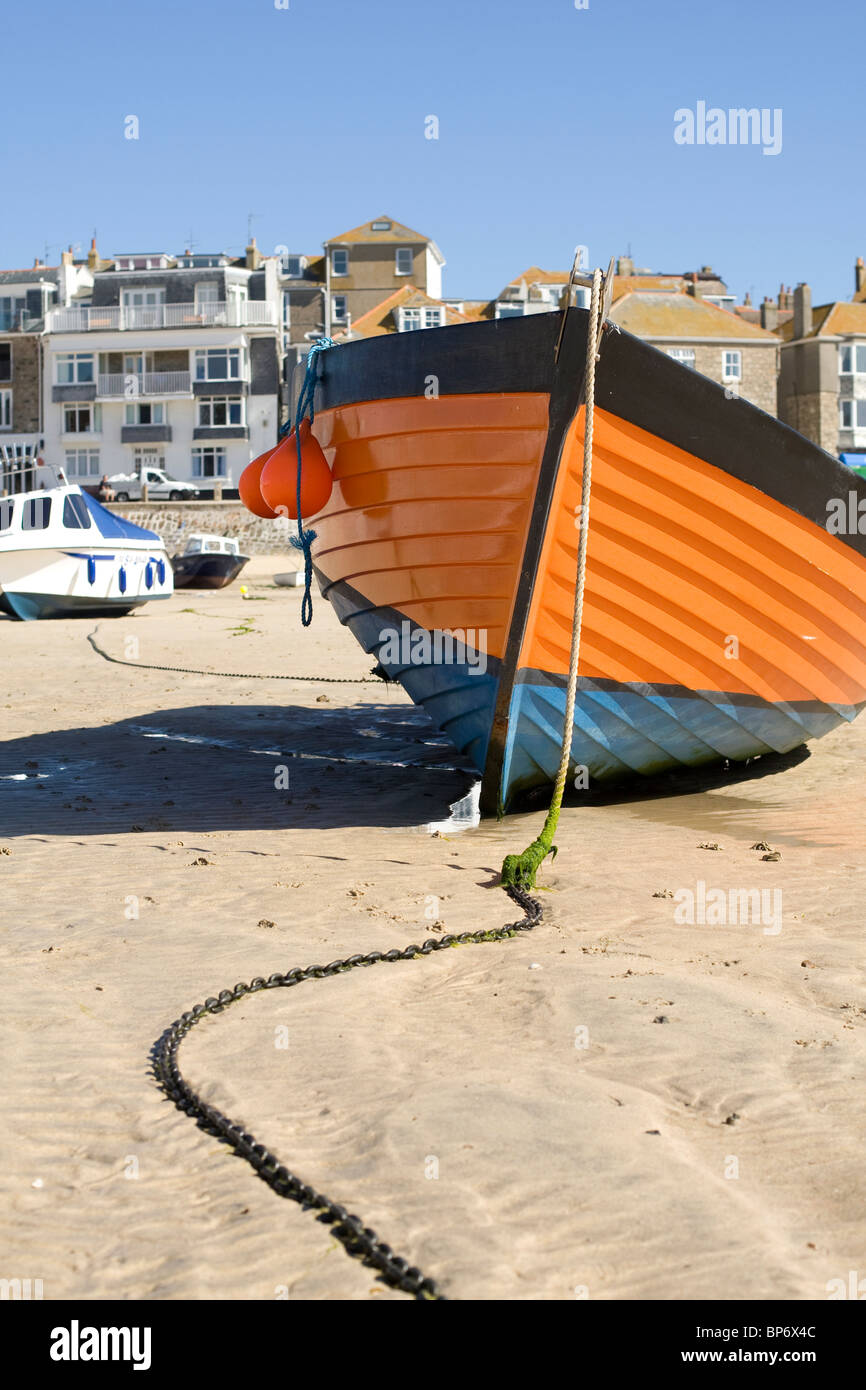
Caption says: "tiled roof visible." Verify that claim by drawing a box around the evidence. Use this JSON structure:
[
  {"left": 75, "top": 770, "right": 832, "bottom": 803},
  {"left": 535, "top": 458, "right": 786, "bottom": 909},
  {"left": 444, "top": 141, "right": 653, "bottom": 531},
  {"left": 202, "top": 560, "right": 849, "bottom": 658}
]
[
  {"left": 610, "top": 291, "right": 776, "bottom": 340},
  {"left": 0, "top": 267, "right": 59, "bottom": 283},
  {"left": 611, "top": 274, "right": 687, "bottom": 300},
  {"left": 815, "top": 302, "right": 866, "bottom": 337},
  {"left": 326, "top": 215, "right": 432, "bottom": 246},
  {"left": 340, "top": 285, "right": 470, "bottom": 339},
  {"left": 776, "top": 303, "right": 841, "bottom": 342},
  {"left": 505, "top": 266, "right": 570, "bottom": 286}
]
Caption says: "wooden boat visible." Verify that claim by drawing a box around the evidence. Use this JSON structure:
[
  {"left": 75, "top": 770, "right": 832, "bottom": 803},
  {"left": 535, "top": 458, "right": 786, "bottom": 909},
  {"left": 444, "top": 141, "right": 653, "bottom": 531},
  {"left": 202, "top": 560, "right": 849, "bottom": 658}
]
[
  {"left": 0, "top": 461, "right": 173, "bottom": 620},
  {"left": 281, "top": 306, "right": 866, "bottom": 813},
  {"left": 171, "top": 533, "right": 249, "bottom": 589}
]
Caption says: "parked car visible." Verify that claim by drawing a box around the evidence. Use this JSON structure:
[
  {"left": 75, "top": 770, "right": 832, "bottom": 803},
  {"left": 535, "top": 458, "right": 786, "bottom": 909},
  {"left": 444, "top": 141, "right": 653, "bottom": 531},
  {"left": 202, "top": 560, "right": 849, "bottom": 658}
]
[{"left": 108, "top": 468, "right": 199, "bottom": 501}]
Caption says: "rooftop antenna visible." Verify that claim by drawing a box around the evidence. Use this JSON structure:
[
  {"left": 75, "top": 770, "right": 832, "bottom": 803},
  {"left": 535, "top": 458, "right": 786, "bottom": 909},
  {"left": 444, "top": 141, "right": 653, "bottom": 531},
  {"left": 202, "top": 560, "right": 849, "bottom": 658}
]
[{"left": 247, "top": 212, "right": 261, "bottom": 243}]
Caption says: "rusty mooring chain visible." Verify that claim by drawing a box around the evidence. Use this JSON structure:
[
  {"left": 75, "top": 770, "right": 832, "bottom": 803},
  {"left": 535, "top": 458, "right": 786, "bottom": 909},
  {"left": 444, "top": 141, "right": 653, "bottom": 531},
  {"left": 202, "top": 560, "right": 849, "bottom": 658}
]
[{"left": 151, "top": 882, "right": 543, "bottom": 1301}]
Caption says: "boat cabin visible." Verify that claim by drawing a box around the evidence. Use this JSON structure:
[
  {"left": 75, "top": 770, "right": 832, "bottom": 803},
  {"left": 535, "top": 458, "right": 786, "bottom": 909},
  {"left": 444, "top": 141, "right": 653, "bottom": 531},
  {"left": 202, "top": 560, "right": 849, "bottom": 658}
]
[{"left": 179, "top": 533, "right": 241, "bottom": 557}]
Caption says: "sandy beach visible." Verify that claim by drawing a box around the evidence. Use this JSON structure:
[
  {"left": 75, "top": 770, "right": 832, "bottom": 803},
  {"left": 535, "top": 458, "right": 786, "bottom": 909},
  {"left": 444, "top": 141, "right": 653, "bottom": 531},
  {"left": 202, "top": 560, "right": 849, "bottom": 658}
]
[{"left": 2, "top": 555, "right": 864, "bottom": 1302}]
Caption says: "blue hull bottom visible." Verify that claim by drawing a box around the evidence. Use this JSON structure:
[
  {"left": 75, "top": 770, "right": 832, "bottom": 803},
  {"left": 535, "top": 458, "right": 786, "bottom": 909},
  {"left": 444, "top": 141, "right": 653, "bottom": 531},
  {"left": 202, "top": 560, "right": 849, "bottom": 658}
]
[
  {"left": 319, "top": 569, "right": 499, "bottom": 773},
  {"left": 317, "top": 571, "right": 865, "bottom": 810},
  {"left": 501, "top": 675, "right": 864, "bottom": 805}
]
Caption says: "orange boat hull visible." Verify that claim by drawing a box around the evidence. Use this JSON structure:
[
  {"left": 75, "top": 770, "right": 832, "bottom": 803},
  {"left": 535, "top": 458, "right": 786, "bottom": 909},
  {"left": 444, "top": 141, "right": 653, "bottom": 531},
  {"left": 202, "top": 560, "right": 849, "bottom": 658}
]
[{"left": 276, "top": 312, "right": 866, "bottom": 812}]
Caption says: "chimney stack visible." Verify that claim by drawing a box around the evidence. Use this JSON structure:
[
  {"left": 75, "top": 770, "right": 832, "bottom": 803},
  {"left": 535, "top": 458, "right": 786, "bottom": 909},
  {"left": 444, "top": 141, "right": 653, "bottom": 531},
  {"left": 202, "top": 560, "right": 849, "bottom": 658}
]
[
  {"left": 61, "top": 249, "right": 73, "bottom": 267},
  {"left": 87, "top": 237, "right": 99, "bottom": 272},
  {"left": 245, "top": 236, "right": 262, "bottom": 270},
  {"left": 856, "top": 257, "right": 865, "bottom": 296},
  {"left": 760, "top": 296, "right": 778, "bottom": 331},
  {"left": 793, "top": 283, "right": 812, "bottom": 340},
  {"left": 616, "top": 255, "right": 634, "bottom": 277}
]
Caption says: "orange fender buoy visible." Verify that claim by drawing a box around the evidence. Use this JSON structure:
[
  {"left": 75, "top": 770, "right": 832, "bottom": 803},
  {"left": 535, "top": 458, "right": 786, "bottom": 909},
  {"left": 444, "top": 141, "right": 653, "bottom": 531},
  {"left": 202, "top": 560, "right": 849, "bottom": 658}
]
[
  {"left": 259, "top": 419, "right": 333, "bottom": 519},
  {"left": 238, "top": 447, "right": 279, "bottom": 518}
]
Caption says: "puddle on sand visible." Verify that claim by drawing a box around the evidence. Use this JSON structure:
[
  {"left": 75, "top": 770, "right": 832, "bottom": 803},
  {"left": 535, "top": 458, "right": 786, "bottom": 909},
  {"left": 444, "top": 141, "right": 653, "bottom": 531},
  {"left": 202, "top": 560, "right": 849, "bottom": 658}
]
[
  {"left": 130, "top": 724, "right": 462, "bottom": 774},
  {"left": 0, "top": 759, "right": 98, "bottom": 783}
]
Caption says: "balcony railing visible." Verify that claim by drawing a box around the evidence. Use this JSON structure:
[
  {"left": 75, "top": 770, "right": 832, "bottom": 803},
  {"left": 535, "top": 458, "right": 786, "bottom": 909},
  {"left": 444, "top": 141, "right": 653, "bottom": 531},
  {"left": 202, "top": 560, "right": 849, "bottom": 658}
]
[
  {"left": 46, "top": 302, "right": 278, "bottom": 332},
  {"left": 97, "top": 371, "right": 192, "bottom": 397}
]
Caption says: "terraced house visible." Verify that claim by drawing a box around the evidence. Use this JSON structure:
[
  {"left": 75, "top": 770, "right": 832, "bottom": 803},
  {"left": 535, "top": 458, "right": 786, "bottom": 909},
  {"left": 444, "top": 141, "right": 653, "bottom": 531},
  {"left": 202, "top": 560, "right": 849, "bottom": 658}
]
[
  {"left": 0, "top": 264, "right": 54, "bottom": 472},
  {"left": 777, "top": 269, "right": 866, "bottom": 464},
  {"left": 42, "top": 240, "right": 282, "bottom": 491}
]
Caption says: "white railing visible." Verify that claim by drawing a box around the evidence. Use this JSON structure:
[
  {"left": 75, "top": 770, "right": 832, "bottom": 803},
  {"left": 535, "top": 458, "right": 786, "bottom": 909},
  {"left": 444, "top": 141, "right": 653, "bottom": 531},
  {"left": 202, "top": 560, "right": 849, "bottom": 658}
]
[
  {"left": 97, "top": 371, "right": 192, "bottom": 397},
  {"left": 46, "top": 301, "right": 278, "bottom": 332}
]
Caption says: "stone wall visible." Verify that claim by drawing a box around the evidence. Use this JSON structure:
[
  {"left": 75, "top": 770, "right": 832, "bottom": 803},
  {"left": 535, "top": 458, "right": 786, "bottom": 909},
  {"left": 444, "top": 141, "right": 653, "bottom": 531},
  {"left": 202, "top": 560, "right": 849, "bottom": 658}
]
[
  {"left": 688, "top": 342, "right": 779, "bottom": 416},
  {"left": 778, "top": 390, "right": 839, "bottom": 453},
  {"left": 3, "top": 333, "right": 41, "bottom": 432},
  {"left": 108, "top": 501, "right": 299, "bottom": 555}
]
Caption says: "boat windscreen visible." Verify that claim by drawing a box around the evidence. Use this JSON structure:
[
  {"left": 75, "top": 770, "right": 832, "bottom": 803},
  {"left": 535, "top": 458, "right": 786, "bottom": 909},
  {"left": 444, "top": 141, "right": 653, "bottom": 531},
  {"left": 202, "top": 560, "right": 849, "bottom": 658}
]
[{"left": 82, "top": 491, "right": 162, "bottom": 541}]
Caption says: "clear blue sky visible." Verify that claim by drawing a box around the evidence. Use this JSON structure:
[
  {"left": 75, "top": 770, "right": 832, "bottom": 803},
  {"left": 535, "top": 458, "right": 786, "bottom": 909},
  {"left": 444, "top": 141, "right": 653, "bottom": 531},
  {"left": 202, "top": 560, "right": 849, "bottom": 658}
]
[{"left": 1, "top": 0, "right": 860, "bottom": 306}]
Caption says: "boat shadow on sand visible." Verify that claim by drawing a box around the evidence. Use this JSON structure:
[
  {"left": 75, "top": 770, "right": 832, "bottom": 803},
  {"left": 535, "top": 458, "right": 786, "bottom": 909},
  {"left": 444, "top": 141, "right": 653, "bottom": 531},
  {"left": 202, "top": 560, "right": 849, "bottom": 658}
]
[
  {"left": 0, "top": 698, "right": 812, "bottom": 838},
  {"left": 0, "top": 702, "right": 481, "bottom": 837}
]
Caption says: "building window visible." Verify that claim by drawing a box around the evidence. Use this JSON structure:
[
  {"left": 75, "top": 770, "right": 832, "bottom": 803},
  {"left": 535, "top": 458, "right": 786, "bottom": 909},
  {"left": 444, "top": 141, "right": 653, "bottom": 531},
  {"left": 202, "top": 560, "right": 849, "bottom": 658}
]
[
  {"left": 121, "top": 288, "right": 166, "bottom": 308},
  {"left": 495, "top": 304, "right": 525, "bottom": 318},
  {"left": 396, "top": 248, "right": 413, "bottom": 276},
  {"left": 423, "top": 307, "right": 443, "bottom": 328},
  {"left": 331, "top": 249, "right": 349, "bottom": 277},
  {"left": 401, "top": 308, "right": 422, "bottom": 331},
  {"left": 667, "top": 347, "right": 696, "bottom": 367},
  {"left": 371, "top": 220, "right": 392, "bottom": 232},
  {"left": 193, "top": 347, "right": 244, "bottom": 381},
  {"left": 0, "top": 389, "right": 11, "bottom": 429},
  {"left": 64, "top": 403, "right": 101, "bottom": 433},
  {"left": 0, "top": 343, "right": 11, "bottom": 380},
  {"left": 192, "top": 447, "right": 227, "bottom": 478},
  {"left": 0, "top": 498, "right": 13, "bottom": 531},
  {"left": 722, "top": 350, "right": 742, "bottom": 381},
  {"left": 839, "top": 344, "right": 866, "bottom": 374},
  {"left": 840, "top": 400, "right": 866, "bottom": 429},
  {"left": 332, "top": 295, "right": 348, "bottom": 323},
  {"left": 56, "top": 353, "right": 94, "bottom": 384},
  {"left": 282, "top": 255, "right": 305, "bottom": 277},
  {"left": 124, "top": 402, "right": 164, "bottom": 425},
  {"left": 62, "top": 493, "right": 92, "bottom": 529},
  {"left": 197, "top": 398, "right": 243, "bottom": 427},
  {"left": 64, "top": 448, "right": 101, "bottom": 477},
  {"left": 282, "top": 292, "right": 292, "bottom": 328},
  {"left": 22, "top": 497, "right": 52, "bottom": 529},
  {"left": 133, "top": 448, "right": 165, "bottom": 472},
  {"left": 0, "top": 297, "right": 25, "bottom": 331}
]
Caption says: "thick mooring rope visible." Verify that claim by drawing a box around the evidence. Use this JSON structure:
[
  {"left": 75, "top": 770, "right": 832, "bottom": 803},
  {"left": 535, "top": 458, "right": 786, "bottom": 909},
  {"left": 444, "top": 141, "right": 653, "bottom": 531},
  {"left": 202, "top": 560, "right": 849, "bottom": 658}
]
[{"left": 501, "top": 267, "right": 605, "bottom": 891}]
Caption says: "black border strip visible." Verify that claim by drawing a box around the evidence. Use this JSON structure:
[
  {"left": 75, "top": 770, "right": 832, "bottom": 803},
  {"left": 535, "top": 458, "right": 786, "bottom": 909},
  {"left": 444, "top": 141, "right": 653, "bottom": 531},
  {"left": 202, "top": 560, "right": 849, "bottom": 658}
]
[{"left": 292, "top": 313, "right": 562, "bottom": 415}]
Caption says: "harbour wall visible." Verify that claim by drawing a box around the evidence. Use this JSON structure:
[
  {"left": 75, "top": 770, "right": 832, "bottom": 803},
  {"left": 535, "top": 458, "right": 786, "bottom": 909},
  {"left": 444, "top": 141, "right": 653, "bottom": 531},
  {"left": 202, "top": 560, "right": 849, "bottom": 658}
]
[{"left": 107, "top": 502, "right": 298, "bottom": 557}]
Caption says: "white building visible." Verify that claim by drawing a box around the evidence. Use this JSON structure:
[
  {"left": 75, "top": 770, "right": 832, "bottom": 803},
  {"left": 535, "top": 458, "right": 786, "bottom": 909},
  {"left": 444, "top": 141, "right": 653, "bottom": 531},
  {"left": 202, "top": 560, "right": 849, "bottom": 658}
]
[{"left": 42, "top": 242, "right": 282, "bottom": 492}]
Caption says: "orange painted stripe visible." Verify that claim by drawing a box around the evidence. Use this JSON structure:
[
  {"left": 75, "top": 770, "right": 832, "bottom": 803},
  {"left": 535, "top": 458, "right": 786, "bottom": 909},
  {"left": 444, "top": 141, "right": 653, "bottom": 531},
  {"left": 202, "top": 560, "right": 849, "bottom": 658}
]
[
  {"left": 310, "top": 394, "right": 549, "bottom": 661},
  {"left": 520, "top": 408, "right": 866, "bottom": 706}
]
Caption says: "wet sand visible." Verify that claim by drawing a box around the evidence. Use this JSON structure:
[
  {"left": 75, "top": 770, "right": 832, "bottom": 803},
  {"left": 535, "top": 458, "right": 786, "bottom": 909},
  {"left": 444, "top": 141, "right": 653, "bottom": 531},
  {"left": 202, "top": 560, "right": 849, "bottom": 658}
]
[{"left": 2, "top": 556, "right": 865, "bottom": 1301}]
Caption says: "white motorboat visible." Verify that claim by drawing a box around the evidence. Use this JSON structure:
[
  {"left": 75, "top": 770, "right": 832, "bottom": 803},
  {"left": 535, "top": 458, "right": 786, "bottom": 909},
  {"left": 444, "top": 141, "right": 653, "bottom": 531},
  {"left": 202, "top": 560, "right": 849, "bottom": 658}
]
[{"left": 0, "top": 460, "right": 173, "bottom": 620}]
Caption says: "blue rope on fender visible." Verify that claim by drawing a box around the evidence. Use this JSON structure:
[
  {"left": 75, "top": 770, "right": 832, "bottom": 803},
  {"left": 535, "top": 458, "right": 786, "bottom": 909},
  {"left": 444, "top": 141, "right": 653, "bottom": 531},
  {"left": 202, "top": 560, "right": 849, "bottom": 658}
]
[{"left": 280, "top": 337, "right": 335, "bottom": 627}]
